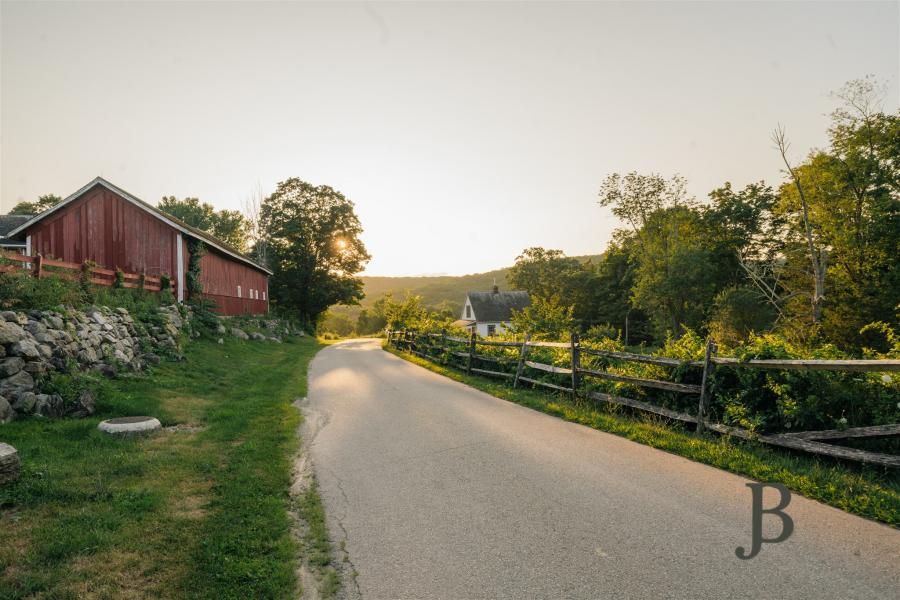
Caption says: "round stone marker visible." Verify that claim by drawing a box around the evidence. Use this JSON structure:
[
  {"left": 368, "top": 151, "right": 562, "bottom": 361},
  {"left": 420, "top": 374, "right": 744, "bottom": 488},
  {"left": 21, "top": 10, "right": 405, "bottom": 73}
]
[
  {"left": 98, "top": 416, "right": 162, "bottom": 436},
  {"left": 0, "top": 442, "right": 20, "bottom": 485}
]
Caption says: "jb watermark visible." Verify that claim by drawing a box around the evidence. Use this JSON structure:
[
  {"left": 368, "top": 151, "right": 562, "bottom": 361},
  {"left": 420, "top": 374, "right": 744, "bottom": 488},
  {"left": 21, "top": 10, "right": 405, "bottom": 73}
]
[{"left": 736, "top": 482, "right": 794, "bottom": 559}]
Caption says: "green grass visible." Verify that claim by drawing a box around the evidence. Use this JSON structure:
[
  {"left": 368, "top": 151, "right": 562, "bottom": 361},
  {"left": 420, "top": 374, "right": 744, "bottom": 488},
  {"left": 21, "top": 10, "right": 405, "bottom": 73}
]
[
  {"left": 296, "top": 479, "right": 341, "bottom": 597},
  {"left": 0, "top": 335, "right": 325, "bottom": 599},
  {"left": 386, "top": 344, "right": 900, "bottom": 527}
]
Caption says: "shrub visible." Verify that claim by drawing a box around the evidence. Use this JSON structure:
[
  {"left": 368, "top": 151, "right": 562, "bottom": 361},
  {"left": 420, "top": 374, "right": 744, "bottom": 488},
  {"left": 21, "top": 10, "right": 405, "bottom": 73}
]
[
  {"left": 0, "top": 272, "right": 83, "bottom": 311},
  {"left": 707, "top": 285, "right": 776, "bottom": 349},
  {"left": 188, "top": 298, "right": 222, "bottom": 334},
  {"left": 710, "top": 334, "right": 900, "bottom": 432}
]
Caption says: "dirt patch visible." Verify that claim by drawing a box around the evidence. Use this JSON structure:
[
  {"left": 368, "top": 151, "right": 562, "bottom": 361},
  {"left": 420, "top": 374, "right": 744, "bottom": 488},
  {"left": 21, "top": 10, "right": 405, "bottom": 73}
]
[
  {"left": 170, "top": 480, "right": 213, "bottom": 521},
  {"left": 66, "top": 550, "right": 160, "bottom": 599},
  {"left": 163, "top": 423, "right": 206, "bottom": 434},
  {"left": 158, "top": 395, "right": 212, "bottom": 425},
  {"left": 0, "top": 510, "right": 32, "bottom": 583}
]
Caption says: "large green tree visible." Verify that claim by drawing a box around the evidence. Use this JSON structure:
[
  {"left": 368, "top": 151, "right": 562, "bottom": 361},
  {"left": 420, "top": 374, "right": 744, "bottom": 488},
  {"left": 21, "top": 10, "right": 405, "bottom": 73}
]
[
  {"left": 8, "top": 194, "right": 61, "bottom": 215},
  {"left": 506, "top": 247, "right": 600, "bottom": 328},
  {"left": 259, "top": 178, "right": 370, "bottom": 327},
  {"left": 157, "top": 196, "right": 250, "bottom": 252},
  {"left": 771, "top": 78, "right": 899, "bottom": 346}
]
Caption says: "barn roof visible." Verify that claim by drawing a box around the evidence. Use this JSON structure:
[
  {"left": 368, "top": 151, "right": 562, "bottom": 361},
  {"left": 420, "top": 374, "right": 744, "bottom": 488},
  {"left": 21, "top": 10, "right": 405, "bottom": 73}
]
[
  {"left": 0, "top": 215, "right": 32, "bottom": 246},
  {"left": 5, "top": 177, "right": 272, "bottom": 275},
  {"left": 466, "top": 290, "right": 530, "bottom": 322}
]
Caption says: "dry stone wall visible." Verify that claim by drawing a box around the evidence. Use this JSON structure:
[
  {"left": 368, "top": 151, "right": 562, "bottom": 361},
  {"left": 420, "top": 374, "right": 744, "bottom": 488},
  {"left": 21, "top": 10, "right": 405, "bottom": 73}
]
[{"left": 0, "top": 305, "right": 188, "bottom": 422}]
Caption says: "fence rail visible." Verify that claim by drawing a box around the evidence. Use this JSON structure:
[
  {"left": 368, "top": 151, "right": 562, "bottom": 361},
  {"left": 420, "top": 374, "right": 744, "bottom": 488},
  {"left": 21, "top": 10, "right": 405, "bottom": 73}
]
[
  {"left": 0, "top": 250, "right": 170, "bottom": 293},
  {"left": 386, "top": 329, "right": 900, "bottom": 468}
]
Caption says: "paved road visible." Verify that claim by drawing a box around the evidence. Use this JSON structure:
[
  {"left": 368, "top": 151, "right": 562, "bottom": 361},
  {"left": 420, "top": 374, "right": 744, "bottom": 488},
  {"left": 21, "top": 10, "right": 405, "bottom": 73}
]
[{"left": 305, "top": 339, "right": 899, "bottom": 600}]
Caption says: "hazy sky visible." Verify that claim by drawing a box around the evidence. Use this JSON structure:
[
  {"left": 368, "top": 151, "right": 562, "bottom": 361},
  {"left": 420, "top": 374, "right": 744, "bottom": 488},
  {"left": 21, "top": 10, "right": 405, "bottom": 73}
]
[{"left": 2, "top": 1, "right": 897, "bottom": 276}]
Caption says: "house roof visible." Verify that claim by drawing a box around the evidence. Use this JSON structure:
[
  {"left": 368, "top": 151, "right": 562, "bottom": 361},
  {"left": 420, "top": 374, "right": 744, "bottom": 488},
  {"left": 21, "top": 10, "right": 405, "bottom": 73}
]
[
  {"left": 451, "top": 319, "right": 475, "bottom": 329},
  {"left": 466, "top": 290, "right": 530, "bottom": 322},
  {"left": 0, "top": 215, "right": 32, "bottom": 246},
  {"left": 5, "top": 177, "right": 272, "bottom": 275}
]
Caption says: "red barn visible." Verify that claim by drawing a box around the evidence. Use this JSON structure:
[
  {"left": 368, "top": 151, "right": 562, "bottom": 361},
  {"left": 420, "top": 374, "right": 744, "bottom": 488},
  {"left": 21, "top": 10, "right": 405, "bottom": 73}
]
[{"left": 5, "top": 177, "right": 271, "bottom": 315}]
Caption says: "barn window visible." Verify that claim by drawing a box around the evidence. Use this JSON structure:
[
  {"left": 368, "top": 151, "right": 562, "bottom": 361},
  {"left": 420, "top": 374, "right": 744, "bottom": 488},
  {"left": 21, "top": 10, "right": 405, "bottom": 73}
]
[
  {"left": 237, "top": 285, "right": 242, "bottom": 298},
  {"left": 255, "top": 289, "right": 259, "bottom": 300},
  {"left": 249, "top": 288, "right": 254, "bottom": 299},
  {"left": 263, "top": 291, "right": 266, "bottom": 301}
]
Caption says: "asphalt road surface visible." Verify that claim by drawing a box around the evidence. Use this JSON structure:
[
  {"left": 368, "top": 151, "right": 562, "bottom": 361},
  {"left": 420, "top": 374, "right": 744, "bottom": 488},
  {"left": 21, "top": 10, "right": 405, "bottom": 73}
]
[{"left": 305, "top": 339, "right": 900, "bottom": 600}]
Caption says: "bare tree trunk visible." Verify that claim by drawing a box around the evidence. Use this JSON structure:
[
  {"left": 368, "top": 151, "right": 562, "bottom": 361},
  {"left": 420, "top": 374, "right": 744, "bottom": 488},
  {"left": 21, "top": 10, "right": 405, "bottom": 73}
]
[
  {"left": 773, "top": 125, "right": 827, "bottom": 322},
  {"left": 242, "top": 181, "right": 269, "bottom": 268}
]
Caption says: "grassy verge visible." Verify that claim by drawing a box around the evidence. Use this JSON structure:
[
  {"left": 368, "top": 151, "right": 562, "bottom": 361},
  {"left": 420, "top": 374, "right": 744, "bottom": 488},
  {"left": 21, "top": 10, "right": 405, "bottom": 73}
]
[
  {"left": 1, "top": 335, "right": 326, "bottom": 599},
  {"left": 296, "top": 479, "right": 341, "bottom": 597},
  {"left": 385, "top": 344, "right": 900, "bottom": 527}
]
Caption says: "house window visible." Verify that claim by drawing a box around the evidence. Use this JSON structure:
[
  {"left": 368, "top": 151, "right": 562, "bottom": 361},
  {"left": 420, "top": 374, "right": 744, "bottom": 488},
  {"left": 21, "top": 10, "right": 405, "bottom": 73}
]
[
  {"left": 237, "top": 285, "right": 242, "bottom": 298},
  {"left": 487, "top": 324, "right": 496, "bottom": 336},
  {"left": 466, "top": 305, "right": 471, "bottom": 319}
]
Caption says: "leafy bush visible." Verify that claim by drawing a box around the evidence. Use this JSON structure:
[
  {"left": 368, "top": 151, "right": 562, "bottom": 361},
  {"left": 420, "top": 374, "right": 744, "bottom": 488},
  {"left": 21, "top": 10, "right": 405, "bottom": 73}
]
[
  {"left": 509, "top": 296, "right": 574, "bottom": 341},
  {"left": 584, "top": 323, "right": 619, "bottom": 341},
  {"left": 38, "top": 370, "right": 114, "bottom": 414},
  {"left": 188, "top": 299, "right": 223, "bottom": 335},
  {"left": 711, "top": 333, "right": 899, "bottom": 432},
  {"left": 0, "top": 272, "right": 84, "bottom": 311},
  {"left": 707, "top": 285, "right": 776, "bottom": 349}
]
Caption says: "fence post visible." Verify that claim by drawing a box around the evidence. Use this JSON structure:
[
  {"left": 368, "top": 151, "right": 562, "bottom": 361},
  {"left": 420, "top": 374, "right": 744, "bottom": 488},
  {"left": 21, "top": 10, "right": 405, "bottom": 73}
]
[
  {"left": 31, "top": 254, "right": 43, "bottom": 279},
  {"left": 696, "top": 339, "right": 717, "bottom": 433},
  {"left": 440, "top": 329, "right": 447, "bottom": 364},
  {"left": 466, "top": 331, "right": 476, "bottom": 374},
  {"left": 513, "top": 333, "right": 531, "bottom": 388},
  {"left": 570, "top": 331, "right": 580, "bottom": 401}
]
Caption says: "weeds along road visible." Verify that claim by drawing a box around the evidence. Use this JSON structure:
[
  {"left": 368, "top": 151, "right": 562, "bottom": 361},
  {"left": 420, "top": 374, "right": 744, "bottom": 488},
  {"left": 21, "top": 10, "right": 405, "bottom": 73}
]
[{"left": 305, "top": 339, "right": 899, "bottom": 600}]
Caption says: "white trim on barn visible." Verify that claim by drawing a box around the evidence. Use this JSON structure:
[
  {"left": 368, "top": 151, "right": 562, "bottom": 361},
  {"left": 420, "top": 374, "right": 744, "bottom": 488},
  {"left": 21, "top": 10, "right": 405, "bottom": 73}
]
[{"left": 176, "top": 233, "right": 185, "bottom": 303}]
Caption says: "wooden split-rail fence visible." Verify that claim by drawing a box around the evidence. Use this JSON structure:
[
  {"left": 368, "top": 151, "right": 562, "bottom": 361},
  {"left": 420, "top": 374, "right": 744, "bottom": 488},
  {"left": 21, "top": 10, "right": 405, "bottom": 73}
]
[
  {"left": 0, "top": 250, "right": 169, "bottom": 293},
  {"left": 386, "top": 329, "right": 900, "bottom": 468}
]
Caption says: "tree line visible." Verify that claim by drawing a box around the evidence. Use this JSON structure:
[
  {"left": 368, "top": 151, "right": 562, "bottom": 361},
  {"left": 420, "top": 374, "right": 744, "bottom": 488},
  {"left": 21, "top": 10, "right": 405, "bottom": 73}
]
[{"left": 373, "top": 78, "right": 898, "bottom": 355}]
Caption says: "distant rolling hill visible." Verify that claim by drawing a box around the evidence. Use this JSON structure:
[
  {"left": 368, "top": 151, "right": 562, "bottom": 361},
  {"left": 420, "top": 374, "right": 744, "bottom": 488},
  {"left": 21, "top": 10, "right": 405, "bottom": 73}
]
[{"left": 328, "top": 255, "right": 602, "bottom": 323}]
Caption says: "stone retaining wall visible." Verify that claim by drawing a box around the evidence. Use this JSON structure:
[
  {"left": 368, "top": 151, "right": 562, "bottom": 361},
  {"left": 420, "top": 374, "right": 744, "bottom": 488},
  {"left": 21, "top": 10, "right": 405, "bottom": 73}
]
[{"left": 0, "top": 305, "right": 188, "bottom": 422}]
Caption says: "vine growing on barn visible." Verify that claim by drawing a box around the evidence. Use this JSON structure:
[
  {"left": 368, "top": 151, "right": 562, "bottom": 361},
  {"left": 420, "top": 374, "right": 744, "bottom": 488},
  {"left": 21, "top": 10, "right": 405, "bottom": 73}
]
[{"left": 186, "top": 239, "right": 206, "bottom": 298}]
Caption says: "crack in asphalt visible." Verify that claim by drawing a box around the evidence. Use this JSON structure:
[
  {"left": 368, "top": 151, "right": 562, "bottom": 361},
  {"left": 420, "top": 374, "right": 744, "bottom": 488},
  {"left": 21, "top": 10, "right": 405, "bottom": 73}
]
[
  {"left": 297, "top": 396, "right": 362, "bottom": 600},
  {"left": 323, "top": 464, "right": 363, "bottom": 600}
]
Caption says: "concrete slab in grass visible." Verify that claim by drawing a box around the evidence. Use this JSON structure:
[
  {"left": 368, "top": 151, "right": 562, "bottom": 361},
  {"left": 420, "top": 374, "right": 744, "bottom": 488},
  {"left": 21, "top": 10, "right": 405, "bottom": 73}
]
[{"left": 98, "top": 416, "right": 162, "bottom": 436}]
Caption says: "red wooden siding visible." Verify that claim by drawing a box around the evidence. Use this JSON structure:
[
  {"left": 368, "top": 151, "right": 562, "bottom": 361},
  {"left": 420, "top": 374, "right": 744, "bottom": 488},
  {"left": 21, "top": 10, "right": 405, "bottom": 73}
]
[
  {"left": 198, "top": 251, "right": 268, "bottom": 315},
  {"left": 28, "top": 186, "right": 181, "bottom": 279}
]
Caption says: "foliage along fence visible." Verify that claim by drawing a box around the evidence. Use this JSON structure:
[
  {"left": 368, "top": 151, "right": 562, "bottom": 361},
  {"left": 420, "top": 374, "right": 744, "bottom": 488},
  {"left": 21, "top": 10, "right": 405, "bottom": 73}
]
[
  {"left": 0, "top": 250, "right": 168, "bottom": 293},
  {"left": 386, "top": 329, "right": 900, "bottom": 468}
]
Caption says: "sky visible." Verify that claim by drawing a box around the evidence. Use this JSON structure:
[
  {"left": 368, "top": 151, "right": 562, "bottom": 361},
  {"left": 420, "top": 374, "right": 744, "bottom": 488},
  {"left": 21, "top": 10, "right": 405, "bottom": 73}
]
[{"left": 1, "top": 1, "right": 897, "bottom": 276}]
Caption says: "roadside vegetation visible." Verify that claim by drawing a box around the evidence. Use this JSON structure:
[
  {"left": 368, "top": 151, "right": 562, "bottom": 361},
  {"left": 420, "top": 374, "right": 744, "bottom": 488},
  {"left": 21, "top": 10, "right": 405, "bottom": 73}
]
[
  {"left": 368, "top": 79, "right": 900, "bottom": 443},
  {"left": 0, "top": 335, "right": 327, "bottom": 599},
  {"left": 0, "top": 265, "right": 176, "bottom": 325},
  {"left": 386, "top": 343, "right": 900, "bottom": 527}
]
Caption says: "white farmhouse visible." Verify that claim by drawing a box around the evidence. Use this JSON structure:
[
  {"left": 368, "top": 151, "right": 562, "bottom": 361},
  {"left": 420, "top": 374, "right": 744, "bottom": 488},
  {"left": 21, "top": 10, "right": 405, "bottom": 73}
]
[{"left": 453, "top": 286, "right": 531, "bottom": 337}]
